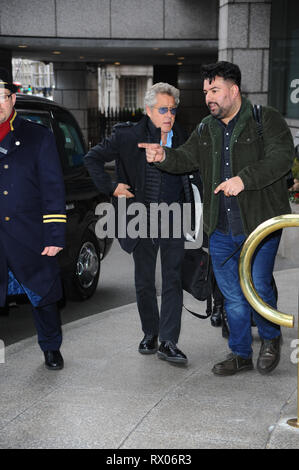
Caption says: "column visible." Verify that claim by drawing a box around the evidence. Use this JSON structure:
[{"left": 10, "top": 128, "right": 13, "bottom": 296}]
[
  {"left": 53, "top": 62, "right": 98, "bottom": 146},
  {"left": 218, "top": 0, "right": 271, "bottom": 105}
]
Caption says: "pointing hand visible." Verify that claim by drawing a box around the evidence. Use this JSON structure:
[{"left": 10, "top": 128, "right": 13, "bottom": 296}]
[
  {"left": 138, "top": 143, "right": 166, "bottom": 163},
  {"left": 214, "top": 176, "right": 244, "bottom": 197}
]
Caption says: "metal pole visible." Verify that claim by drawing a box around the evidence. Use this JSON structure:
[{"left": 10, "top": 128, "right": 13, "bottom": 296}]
[{"left": 287, "top": 297, "right": 299, "bottom": 428}]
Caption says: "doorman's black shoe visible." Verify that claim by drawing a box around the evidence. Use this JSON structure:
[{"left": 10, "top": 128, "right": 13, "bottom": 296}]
[
  {"left": 157, "top": 341, "right": 188, "bottom": 365},
  {"left": 138, "top": 335, "right": 158, "bottom": 354},
  {"left": 44, "top": 350, "right": 64, "bottom": 370}
]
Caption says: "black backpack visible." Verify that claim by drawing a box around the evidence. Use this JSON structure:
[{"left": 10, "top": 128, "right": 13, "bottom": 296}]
[{"left": 252, "top": 104, "right": 294, "bottom": 188}]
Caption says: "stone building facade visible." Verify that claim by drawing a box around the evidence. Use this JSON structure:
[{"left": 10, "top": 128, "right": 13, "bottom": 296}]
[{"left": 0, "top": 0, "right": 298, "bottom": 142}]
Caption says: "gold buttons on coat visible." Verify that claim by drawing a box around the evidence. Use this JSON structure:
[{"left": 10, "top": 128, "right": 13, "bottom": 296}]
[
  {"left": 3, "top": 191, "right": 8, "bottom": 195},
  {"left": 3, "top": 165, "right": 8, "bottom": 169},
  {"left": 4, "top": 217, "right": 10, "bottom": 221}
]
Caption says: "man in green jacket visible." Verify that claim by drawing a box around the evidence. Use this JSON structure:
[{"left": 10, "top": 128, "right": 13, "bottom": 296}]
[{"left": 139, "top": 61, "right": 294, "bottom": 376}]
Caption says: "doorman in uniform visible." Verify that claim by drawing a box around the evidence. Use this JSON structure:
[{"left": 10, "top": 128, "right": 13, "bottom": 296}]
[{"left": 0, "top": 68, "right": 66, "bottom": 370}]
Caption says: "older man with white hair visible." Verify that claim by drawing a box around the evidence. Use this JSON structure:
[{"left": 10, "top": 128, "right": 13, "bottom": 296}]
[{"left": 85, "top": 82, "right": 193, "bottom": 365}]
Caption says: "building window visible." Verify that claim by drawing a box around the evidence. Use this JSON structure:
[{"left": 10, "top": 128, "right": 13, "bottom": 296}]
[
  {"left": 269, "top": 0, "right": 299, "bottom": 119},
  {"left": 124, "top": 77, "right": 137, "bottom": 109}
]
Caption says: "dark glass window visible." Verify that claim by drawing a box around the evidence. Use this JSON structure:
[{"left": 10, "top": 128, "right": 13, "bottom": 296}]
[
  {"left": 124, "top": 77, "right": 137, "bottom": 109},
  {"left": 17, "top": 110, "right": 51, "bottom": 128},
  {"left": 269, "top": 0, "right": 299, "bottom": 118},
  {"left": 53, "top": 109, "right": 85, "bottom": 172}
]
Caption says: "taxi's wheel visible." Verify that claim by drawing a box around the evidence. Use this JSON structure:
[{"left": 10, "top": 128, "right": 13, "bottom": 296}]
[{"left": 65, "top": 232, "right": 101, "bottom": 300}]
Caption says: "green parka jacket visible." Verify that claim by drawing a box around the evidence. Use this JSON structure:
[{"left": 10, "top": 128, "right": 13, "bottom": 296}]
[{"left": 157, "top": 97, "right": 294, "bottom": 236}]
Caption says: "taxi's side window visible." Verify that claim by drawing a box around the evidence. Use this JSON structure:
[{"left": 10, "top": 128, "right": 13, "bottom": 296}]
[
  {"left": 17, "top": 111, "right": 51, "bottom": 129},
  {"left": 53, "top": 110, "right": 85, "bottom": 172}
]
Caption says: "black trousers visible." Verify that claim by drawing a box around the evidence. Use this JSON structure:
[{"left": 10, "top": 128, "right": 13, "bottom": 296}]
[
  {"left": 132, "top": 237, "right": 185, "bottom": 344},
  {"left": 31, "top": 303, "right": 62, "bottom": 352}
]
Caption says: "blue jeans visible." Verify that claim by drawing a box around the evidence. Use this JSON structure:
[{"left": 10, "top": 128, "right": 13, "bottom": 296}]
[{"left": 210, "top": 229, "right": 281, "bottom": 358}]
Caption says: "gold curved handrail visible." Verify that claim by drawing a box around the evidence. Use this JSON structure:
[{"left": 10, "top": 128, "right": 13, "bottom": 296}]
[
  {"left": 239, "top": 214, "right": 299, "bottom": 428},
  {"left": 239, "top": 214, "right": 299, "bottom": 329}
]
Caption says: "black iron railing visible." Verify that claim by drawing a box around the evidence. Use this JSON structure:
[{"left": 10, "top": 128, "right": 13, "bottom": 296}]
[{"left": 87, "top": 107, "right": 144, "bottom": 148}]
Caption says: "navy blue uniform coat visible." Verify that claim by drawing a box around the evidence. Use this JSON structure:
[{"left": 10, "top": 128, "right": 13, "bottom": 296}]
[{"left": 0, "top": 113, "right": 66, "bottom": 306}]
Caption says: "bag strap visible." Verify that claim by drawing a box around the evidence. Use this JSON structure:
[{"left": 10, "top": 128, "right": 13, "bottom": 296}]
[
  {"left": 220, "top": 240, "right": 245, "bottom": 266},
  {"left": 183, "top": 299, "right": 212, "bottom": 319},
  {"left": 197, "top": 122, "right": 205, "bottom": 136},
  {"left": 252, "top": 104, "right": 263, "bottom": 139}
]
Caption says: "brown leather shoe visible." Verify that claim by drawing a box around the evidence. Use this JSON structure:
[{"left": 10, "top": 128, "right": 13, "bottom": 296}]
[
  {"left": 257, "top": 336, "right": 281, "bottom": 375},
  {"left": 212, "top": 353, "right": 253, "bottom": 376}
]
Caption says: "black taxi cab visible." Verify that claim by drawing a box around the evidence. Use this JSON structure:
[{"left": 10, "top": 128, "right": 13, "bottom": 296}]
[{"left": 14, "top": 94, "right": 113, "bottom": 301}]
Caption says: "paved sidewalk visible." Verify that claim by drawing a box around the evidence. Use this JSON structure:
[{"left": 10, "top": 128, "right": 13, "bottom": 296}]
[{"left": 0, "top": 268, "right": 299, "bottom": 449}]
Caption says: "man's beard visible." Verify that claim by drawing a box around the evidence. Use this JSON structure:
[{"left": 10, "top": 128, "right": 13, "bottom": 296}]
[{"left": 208, "top": 102, "right": 225, "bottom": 119}]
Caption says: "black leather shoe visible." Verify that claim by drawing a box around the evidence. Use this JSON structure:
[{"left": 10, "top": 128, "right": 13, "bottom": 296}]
[
  {"left": 157, "top": 341, "right": 188, "bottom": 365},
  {"left": 44, "top": 350, "right": 64, "bottom": 370},
  {"left": 210, "top": 303, "right": 223, "bottom": 327},
  {"left": 257, "top": 336, "right": 281, "bottom": 374},
  {"left": 212, "top": 353, "right": 253, "bottom": 376},
  {"left": 138, "top": 335, "right": 158, "bottom": 354}
]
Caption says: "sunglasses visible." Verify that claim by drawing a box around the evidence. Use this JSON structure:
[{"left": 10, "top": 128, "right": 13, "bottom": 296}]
[{"left": 154, "top": 106, "right": 177, "bottom": 115}]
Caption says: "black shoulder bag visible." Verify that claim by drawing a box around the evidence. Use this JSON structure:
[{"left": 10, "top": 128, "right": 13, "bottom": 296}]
[
  {"left": 182, "top": 122, "right": 213, "bottom": 319},
  {"left": 252, "top": 104, "right": 294, "bottom": 188}
]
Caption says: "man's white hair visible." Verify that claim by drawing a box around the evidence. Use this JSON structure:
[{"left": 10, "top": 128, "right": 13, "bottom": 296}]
[{"left": 144, "top": 82, "right": 180, "bottom": 110}]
